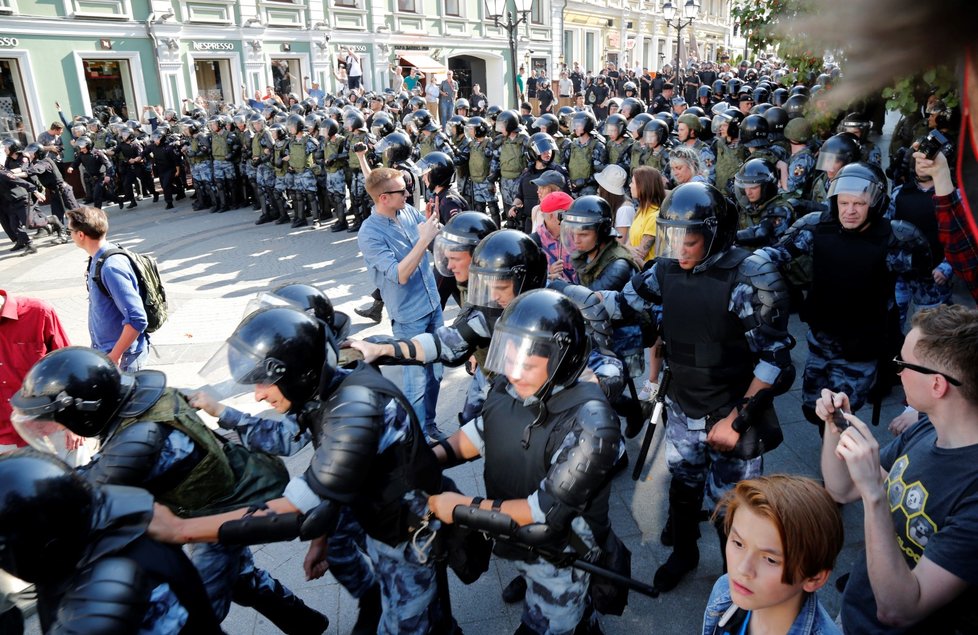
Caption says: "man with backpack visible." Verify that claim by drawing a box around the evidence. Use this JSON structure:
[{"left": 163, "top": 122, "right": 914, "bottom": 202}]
[{"left": 66, "top": 205, "right": 162, "bottom": 371}]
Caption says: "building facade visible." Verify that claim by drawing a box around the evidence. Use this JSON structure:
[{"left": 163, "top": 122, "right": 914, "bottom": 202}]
[{"left": 0, "top": 0, "right": 732, "bottom": 143}]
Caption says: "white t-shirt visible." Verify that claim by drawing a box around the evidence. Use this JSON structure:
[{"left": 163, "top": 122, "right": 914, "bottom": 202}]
[
  {"left": 615, "top": 203, "right": 636, "bottom": 230},
  {"left": 425, "top": 82, "right": 440, "bottom": 103},
  {"left": 345, "top": 54, "right": 362, "bottom": 78}
]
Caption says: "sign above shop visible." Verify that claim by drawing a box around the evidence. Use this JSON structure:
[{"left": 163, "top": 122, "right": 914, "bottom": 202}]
[
  {"left": 99, "top": 38, "right": 112, "bottom": 50},
  {"left": 192, "top": 42, "right": 235, "bottom": 51},
  {"left": 0, "top": 37, "right": 19, "bottom": 47},
  {"left": 336, "top": 44, "right": 368, "bottom": 53}
]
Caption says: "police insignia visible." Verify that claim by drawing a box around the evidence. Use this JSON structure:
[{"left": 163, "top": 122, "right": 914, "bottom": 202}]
[{"left": 793, "top": 164, "right": 805, "bottom": 176}]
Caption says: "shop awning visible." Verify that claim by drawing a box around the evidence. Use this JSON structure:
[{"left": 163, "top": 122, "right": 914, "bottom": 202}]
[{"left": 398, "top": 53, "right": 445, "bottom": 74}]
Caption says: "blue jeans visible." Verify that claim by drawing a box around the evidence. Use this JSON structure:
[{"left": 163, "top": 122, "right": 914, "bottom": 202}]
[
  {"left": 438, "top": 101, "right": 454, "bottom": 132},
  {"left": 121, "top": 346, "right": 149, "bottom": 372},
  {"left": 391, "top": 307, "right": 443, "bottom": 431}
]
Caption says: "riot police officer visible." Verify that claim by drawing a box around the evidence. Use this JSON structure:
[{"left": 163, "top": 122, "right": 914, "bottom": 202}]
[
  {"left": 491, "top": 110, "right": 531, "bottom": 211},
  {"left": 460, "top": 116, "right": 500, "bottom": 226},
  {"left": 284, "top": 113, "right": 322, "bottom": 228},
  {"left": 601, "top": 182, "right": 794, "bottom": 593},
  {"left": 733, "top": 158, "right": 795, "bottom": 247},
  {"left": 563, "top": 110, "right": 607, "bottom": 197}
]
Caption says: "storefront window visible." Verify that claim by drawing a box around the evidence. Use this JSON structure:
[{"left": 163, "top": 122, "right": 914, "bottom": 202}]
[
  {"left": 270, "top": 58, "right": 300, "bottom": 99},
  {"left": 0, "top": 59, "right": 33, "bottom": 144},
  {"left": 194, "top": 58, "right": 233, "bottom": 113},
  {"left": 82, "top": 59, "right": 136, "bottom": 122}
]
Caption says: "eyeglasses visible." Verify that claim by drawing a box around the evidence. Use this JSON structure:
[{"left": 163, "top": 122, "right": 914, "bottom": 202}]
[
  {"left": 383, "top": 188, "right": 408, "bottom": 197},
  {"left": 893, "top": 353, "right": 962, "bottom": 386}
]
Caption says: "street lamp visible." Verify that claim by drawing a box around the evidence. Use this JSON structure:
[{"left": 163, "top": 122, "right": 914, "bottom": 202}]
[
  {"left": 486, "top": 0, "right": 534, "bottom": 109},
  {"left": 662, "top": 0, "right": 699, "bottom": 69}
]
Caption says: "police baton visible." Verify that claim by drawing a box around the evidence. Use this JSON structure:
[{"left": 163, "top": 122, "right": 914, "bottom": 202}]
[{"left": 632, "top": 367, "right": 671, "bottom": 481}]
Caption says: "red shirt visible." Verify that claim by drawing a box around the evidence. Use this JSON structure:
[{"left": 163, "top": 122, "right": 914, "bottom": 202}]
[{"left": 0, "top": 290, "right": 71, "bottom": 446}]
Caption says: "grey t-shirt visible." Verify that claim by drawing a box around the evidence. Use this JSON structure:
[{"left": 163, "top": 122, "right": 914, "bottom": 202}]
[{"left": 841, "top": 418, "right": 978, "bottom": 633}]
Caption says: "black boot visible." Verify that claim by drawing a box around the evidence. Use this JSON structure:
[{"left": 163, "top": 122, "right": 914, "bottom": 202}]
[
  {"left": 273, "top": 195, "right": 291, "bottom": 225},
  {"left": 290, "top": 194, "right": 307, "bottom": 228},
  {"left": 304, "top": 192, "right": 320, "bottom": 226},
  {"left": 209, "top": 184, "right": 222, "bottom": 213},
  {"left": 349, "top": 584, "right": 382, "bottom": 635},
  {"left": 355, "top": 291, "right": 384, "bottom": 323},
  {"left": 347, "top": 207, "right": 363, "bottom": 233},
  {"left": 653, "top": 479, "right": 703, "bottom": 592},
  {"left": 255, "top": 189, "right": 274, "bottom": 224},
  {"left": 501, "top": 575, "right": 526, "bottom": 603},
  {"left": 330, "top": 200, "right": 349, "bottom": 231},
  {"left": 191, "top": 181, "right": 205, "bottom": 210},
  {"left": 232, "top": 576, "right": 328, "bottom": 635}
]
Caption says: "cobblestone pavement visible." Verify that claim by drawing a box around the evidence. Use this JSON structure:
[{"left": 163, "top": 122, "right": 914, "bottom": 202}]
[{"left": 4, "top": 173, "right": 917, "bottom": 634}]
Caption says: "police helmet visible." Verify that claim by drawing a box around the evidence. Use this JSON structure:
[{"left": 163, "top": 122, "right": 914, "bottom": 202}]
[
  {"left": 432, "top": 211, "right": 497, "bottom": 278},
  {"left": 249, "top": 283, "right": 350, "bottom": 344},
  {"left": 602, "top": 113, "right": 628, "bottom": 140},
  {"left": 739, "top": 115, "right": 771, "bottom": 148},
  {"left": 286, "top": 113, "right": 305, "bottom": 135},
  {"left": 495, "top": 110, "right": 521, "bottom": 135},
  {"left": 484, "top": 289, "right": 590, "bottom": 399},
  {"left": 370, "top": 112, "right": 396, "bottom": 139},
  {"left": 764, "top": 106, "right": 789, "bottom": 139},
  {"left": 464, "top": 117, "right": 491, "bottom": 139},
  {"left": 0, "top": 451, "right": 96, "bottom": 584},
  {"left": 619, "top": 97, "right": 646, "bottom": 120},
  {"left": 827, "top": 161, "right": 890, "bottom": 229},
  {"left": 677, "top": 112, "right": 702, "bottom": 138},
  {"left": 446, "top": 114, "right": 469, "bottom": 137},
  {"left": 656, "top": 182, "right": 735, "bottom": 267},
  {"left": 467, "top": 229, "right": 547, "bottom": 316},
  {"left": 417, "top": 151, "right": 456, "bottom": 189},
  {"left": 375, "top": 131, "right": 413, "bottom": 166},
  {"left": 627, "top": 113, "right": 654, "bottom": 138},
  {"left": 643, "top": 119, "right": 670, "bottom": 147},
  {"left": 556, "top": 106, "right": 576, "bottom": 131},
  {"left": 815, "top": 132, "right": 861, "bottom": 174},
  {"left": 734, "top": 158, "right": 779, "bottom": 209},
  {"left": 532, "top": 113, "right": 560, "bottom": 137},
  {"left": 783, "top": 117, "right": 813, "bottom": 144},
  {"left": 560, "top": 195, "right": 614, "bottom": 248},
  {"left": 454, "top": 97, "right": 470, "bottom": 113},
  {"left": 571, "top": 110, "right": 596, "bottom": 137},
  {"left": 528, "top": 132, "right": 558, "bottom": 162},
  {"left": 697, "top": 85, "right": 714, "bottom": 102},
  {"left": 485, "top": 104, "right": 502, "bottom": 122},
  {"left": 771, "top": 88, "right": 789, "bottom": 107},
  {"left": 23, "top": 143, "right": 46, "bottom": 162},
  {"left": 343, "top": 110, "right": 366, "bottom": 132},
  {"left": 840, "top": 112, "right": 872, "bottom": 137},
  {"left": 320, "top": 117, "right": 340, "bottom": 138}
]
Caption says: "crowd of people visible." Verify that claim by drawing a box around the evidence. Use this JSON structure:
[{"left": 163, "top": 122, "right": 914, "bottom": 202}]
[{"left": 1, "top": 20, "right": 978, "bottom": 634}]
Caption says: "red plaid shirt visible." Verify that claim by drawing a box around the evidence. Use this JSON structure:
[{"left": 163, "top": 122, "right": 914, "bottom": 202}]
[{"left": 934, "top": 190, "right": 978, "bottom": 303}]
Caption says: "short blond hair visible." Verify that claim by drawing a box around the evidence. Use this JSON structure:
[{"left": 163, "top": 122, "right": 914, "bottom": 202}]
[{"left": 365, "top": 167, "right": 403, "bottom": 201}]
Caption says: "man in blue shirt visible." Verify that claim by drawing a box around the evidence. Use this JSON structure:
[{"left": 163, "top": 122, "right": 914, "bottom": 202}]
[
  {"left": 66, "top": 205, "right": 149, "bottom": 371},
  {"left": 357, "top": 167, "right": 445, "bottom": 439},
  {"left": 303, "top": 76, "right": 325, "bottom": 107}
]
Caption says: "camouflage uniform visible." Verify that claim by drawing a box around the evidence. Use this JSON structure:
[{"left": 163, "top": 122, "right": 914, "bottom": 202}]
[
  {"left": 322, "top": 132, "right": 348, "bottom": 223},
  {"left": 714, "top": 138, "right": 747, "bottom": 196},
  {"left": 786, "top": 146, "right": 817, "bottom": 199},
  {"left": 491, "top": 133, "right": 529, "bottom": 208},
  {"left": 562, "top": 134, "right": 606, "bottom": 197}
]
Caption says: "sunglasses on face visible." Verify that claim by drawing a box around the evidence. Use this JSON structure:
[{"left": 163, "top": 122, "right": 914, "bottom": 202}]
[{"left": 893, "top": 353, "right": 962, "bottom": 386}]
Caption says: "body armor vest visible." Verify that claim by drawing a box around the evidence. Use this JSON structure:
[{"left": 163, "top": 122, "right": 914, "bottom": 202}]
[
  {"left": 499, "top": 137, "right": 526, "bottom": 179},
  {"left": 606, "top": 138, "right": 632, "bottom": 168},
  {"left": 211, "top": 133, "right": 228, "bottom": 161},
  {"left": 347, "top": 131, "right": 367, "bottom": 171},
  {"left": 323, "top": 136, "right": 344, "bottom": 172},
  {"left": 568, "top": 137, "right": 597, "bottom": 181},
  {"left": 805, "top": 219, "right": 894, "bottom": 361},
  {"left": 657, "top": 251, "right": 755, "bottom": 418},
  {"left": 469, "top": 138, "right": 490, "bottom": 181},
  {"left": 288, "top": 138, "right": 311, "bottom": 171}
]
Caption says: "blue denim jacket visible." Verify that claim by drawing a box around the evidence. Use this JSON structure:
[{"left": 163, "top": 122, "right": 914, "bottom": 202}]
[
  {"left": 702, "top": 575, "right": 840, "bottom": 635},
  {"left": 357, "top": 205, "right": 440, "bottom": 323}
]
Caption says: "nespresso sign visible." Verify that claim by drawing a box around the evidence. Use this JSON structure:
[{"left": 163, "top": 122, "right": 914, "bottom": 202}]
[
  {"left": 192, "top": 42, "right": 235, "bottom": 51},
  {"left": 0, "top": 37, "right": 19, "bottom": 47}
]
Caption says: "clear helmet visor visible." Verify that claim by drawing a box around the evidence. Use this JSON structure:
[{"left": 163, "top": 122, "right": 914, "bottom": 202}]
[
  {"left": 432, "top": 233, "right": 475, "bottom": 279},
  {"left": 483, "top": 328, "right": 557, "bottom": 385},
  {"left": 827, "top": 174, "right": 884, "bottom": 207},
  {"left": 11, "top": 412, "right": 75, "bottom": 456},
  {"left": 559, "top": 221, "right": 599, "bottom": 257},
  {"left": 199, "top": 338, "right": 286, "bottom": 400},
  {"left": 815, "top": 151, "right": 844, "bottom": 173},
  {"left": 467, "top": 271, "right": 518, "bottom": 311},
  {"left": 655, "top": 221, "right": 712, "bottom": 263}
]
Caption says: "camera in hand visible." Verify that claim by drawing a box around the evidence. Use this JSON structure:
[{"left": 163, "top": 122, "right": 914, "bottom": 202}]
[
  {"left": 352, "top": 141, "right": 367, "bottom": 153},
  {"left": 918, "top": 130, "right": 950, "bottom": 160}
]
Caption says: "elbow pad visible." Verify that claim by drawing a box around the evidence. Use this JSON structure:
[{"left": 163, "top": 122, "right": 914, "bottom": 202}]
[
  {"left": 363, "top": 335, "right": 425, "bottom": 366},
  {"left": 218, "top": 511, "right": 303, "bottom": 546},
  {"left": 540, "top": 399, "right": 621, "bottom": 530},
  {"left": 86, "top": 422, "right": 167, "bottom": 488}
]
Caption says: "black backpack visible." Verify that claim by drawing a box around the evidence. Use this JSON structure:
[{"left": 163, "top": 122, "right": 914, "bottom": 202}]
[{"left": 92, "top": 247, "right": 168, "bottom": 333}]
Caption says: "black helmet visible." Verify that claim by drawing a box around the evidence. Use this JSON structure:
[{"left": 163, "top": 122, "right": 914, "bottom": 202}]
[
  {"left": 408, "top": 95, "right": 426, "bottom": 112},
  {"left": 684, "top": 106, "right": 707, "bottom": 118},
  {"left": 369, "top": 112, "right": 396, "bottom": 139},
  {"left": 734, "top": 158, "right": 779, "bottom": 209},
  {"left": 712, "top": 79, "right": 726, "bottom": 97},
  {"left": 446, "top": 114, "right": 468, "bottom": 137},
  {"left": 23, "top": 142, "right": 46, "bottom": 162},
  {"left": 627, "top": 112, "right": 653, "bottom": 138},
  {"left": 619, "top": 97, "right": 645, "bottom": 120},
  {"left": 343, "top": 110, "right": 366, "bottom": 132},
  {"left": 404, "top": 109, "right": 433, "bottom": 134},
  {"left": 0, "top": 451, "right": 96, "bottom": 584},
  {"left": 783, "top": 94, "right": 808, "bottom": 120},
  {"left": 771, "top": 87, "right": 789, "bottom": 107},
  {"left": 623, "top": 81, "right": 638, "bottom": 95},
  {"left": 815, "top": 132, "right": 861, "bottom": 174},
  {"left": 570, "top": 110, "right": 596, "bottom": 136},
  {"left": 202, "top": 307, "right": 327, "bottom": 410},
  {"left": 840, "top": 111, "right": 871, "bottom": 138},
  {"left": 764, "top": 106, "right": 789, "bottom": 139},
  {"left": 532, "top": 113, "right": 560, "bottom": 136},
  {"left": 789, "top": 85, "right": 809, "bottom": 97},
  {"left": 698, "top": 117, "right": 715, "bottom": 142},
  {"left": 602, "top": 113, "right": 628, "bottom": 140},
  {"left": 739, "top": 114, "right": 770, "bottom": 148},
  {"left": 751, "top": 86, "right": 770, "bottom": 105},
  {"left": 528, "top": 132, "right": 558, "bottom": 162},
  {"left": 305, "top": 113, "right": 321, "bottom": 132},
  {"left": 560, "top": 284, "right": 614, "bottom": 353},
  {"left": 320, "top": 117, "right": 340, "bottom": 138},
  {"left": 75, "top": 136, "right": 93, "bottom": 150},
  {"left": 286, "top": 113, "right": 306, "bottom": 135},
  {"left": 2, "top": 138, "right": 22, "bottom": 155},
  {"left": 10, "top": 347, "right": 127, "bottom": 438},
  {"left": 465, "top": 116, "right": 491, "bottom": 139},
  {"left": 643, "top": 119, "right": 670, "bottom": 147},
  {"left": 454, "top": 97, "right": 470, "bottom": 112},
  {"left": 484, "top": 288, "right": 590, "bottom": 401},
  {"left": 253, "top": 283, "right": 345, "bottom": 336},
  {"left": 656, "top": 182, "right": 735, "bottom": 268},
  {"left": 485, "top": 104, "right": 502, "bottom": 122},
  {"left": 418, "top": 151, "right": 455, "bottom": 189},
  {"left": 827, "top": 162, "right": 889, "bottom": 232},
  {"left": 560, "top": 195, "right": 614, "bottom": 248},
  {"left": 726, "top": 77, "right": 744, "bottom": 97},
  {"left": 375, "top": 130, "right": 413, "bottom": 167},
  {"left": 557, "top": 106, "right": 576, "bottom": 131},
  {"left": 433, "top": 211, "right": 497, "bottom": 278},
  {"left": 468, "top": 229, "right": 547, "bottom": 316},
  {"left": 653, "top": 111, "right": 675, "bottom": 134},
  {"left": 495, "top": 109, "right": 521, "bottom": 135},
  {"left": 697, "top": 85, "right": 714, "bottom": 102}
]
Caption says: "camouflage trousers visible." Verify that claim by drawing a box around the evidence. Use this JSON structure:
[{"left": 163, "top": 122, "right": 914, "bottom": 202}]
[
  {"left": 471, "top": 179, "right": 497, "bottom": 204},
  {"left": 325, "top": 169, "right": 347, "bottom": 197},
  {"left": 802, "top": 330, "right": 878, "bottom": 414},
  {"left": 185, "top": 542, "right": 298, "bottom": 620},
  {"left": 274, "top": 174, "right": 291, "bottom": 193},
  {"left": 291, "top": 169, "right": 318, "bottom": 192},
  {"left": 665, "top": 398, "right": 762, "bottom": 506},
  {"left": 895, "top": 273, "right": 953, "bottom": 332},
  {"left": 500, "top": 177, "right": 521, "bottom": 207},
  {"left": 243, "top": 160, "right": 257, "bottom": 180},
  {"left": 212, "top": 159, "right": 235, "bottom": 180},
  {"left": 461, "top": 366, "right": 490, "bottom": 424},
  {"left": 327, "top": 506, "right": 377, "bottom": 598},
  {"left": 511, "top": 516, "right": 597, "bottom": 634},
  {"left": 256, "top": 164, "right": 275, "bottom": 189},
  {"left": 191, "top": 161, "right": 212, "bottom": 183}
]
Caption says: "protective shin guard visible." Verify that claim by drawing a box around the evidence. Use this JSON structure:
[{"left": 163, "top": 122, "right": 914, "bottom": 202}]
[
  {"left": 653, "top": 479, "right": 703, "bottom": 592},
  {"left": 291, "top": 193, "right": 307, "bottom": 227},
  {"left": 231, "top": 576, "right": 328, "bottom": 635}
]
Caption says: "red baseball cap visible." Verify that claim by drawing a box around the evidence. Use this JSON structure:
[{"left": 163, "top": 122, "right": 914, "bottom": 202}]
[{"left": 540, "top": 191, "right": 574, "bottom": 214}]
